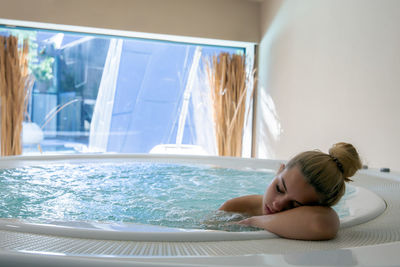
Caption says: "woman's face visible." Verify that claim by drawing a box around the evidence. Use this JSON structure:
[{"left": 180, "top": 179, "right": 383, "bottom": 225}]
[{"left": 262, "top": 164, "right": 320, "bottom": 215}]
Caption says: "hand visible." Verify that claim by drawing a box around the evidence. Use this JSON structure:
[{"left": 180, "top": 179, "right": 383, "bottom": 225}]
[{"left": 237, "top": 217, "right": 253, "bottom": 226}]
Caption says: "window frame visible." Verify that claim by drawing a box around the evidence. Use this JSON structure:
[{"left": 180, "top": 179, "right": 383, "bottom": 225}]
[{"left": 0, "top": 18, "right": 257, "bottom": 157}]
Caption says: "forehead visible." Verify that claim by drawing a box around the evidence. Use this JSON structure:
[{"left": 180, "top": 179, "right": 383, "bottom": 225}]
[{"left": 280, "top": 167, "right": 320, "bottom": 204}]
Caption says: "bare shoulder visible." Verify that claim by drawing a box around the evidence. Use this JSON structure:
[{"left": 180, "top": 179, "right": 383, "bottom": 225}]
[
  {"left": 290, "top": 206, "right": 340, "bottom": 240},
  {"left": 310, "top": 206, "right": 339, "bottom": 226},
  {"left": 219, "top": 195, "right": 263, "bottom": 216},
  {"left": 304, "top": 205, "right": 339, "bottom": 223},
  {"left": 250, "top": 205, "right": 340, "bottom": 240}
]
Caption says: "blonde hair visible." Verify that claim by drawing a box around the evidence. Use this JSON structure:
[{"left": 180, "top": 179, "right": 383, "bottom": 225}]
[{"left": 286, "top": 142, "right": 362, "bottom": 206}]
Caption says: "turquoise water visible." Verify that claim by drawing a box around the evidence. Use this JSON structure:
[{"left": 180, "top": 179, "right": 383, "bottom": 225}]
[{"left": 0, "top": 162, "right": 353, "bottom": 231}]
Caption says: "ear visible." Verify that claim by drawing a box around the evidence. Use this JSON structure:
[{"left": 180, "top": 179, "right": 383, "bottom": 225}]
[{"left": 277, "top": 163, "right": 285, "bottom": 174}]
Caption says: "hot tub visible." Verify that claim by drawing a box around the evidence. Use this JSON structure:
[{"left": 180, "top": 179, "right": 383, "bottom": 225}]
[{"left": 0, "top": 154, "right": 397, "bottom": 266}]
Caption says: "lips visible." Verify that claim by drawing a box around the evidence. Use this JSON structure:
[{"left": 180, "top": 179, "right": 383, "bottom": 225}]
[{"left": 265, "top": 204, "right": 274, "bottom": 215}]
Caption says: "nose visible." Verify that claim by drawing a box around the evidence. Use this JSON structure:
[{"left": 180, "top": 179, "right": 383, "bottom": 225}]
[{"left": 272, "top": 197, "right": 289, "bottom": 212}]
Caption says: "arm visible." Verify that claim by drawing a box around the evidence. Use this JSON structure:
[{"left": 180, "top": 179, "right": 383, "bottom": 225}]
[
  {"left": 239, "top": 206, "right": 339, "bottom": 240},
  {"left": 219, "top": 195, "right": 263, "bottom": 216}
]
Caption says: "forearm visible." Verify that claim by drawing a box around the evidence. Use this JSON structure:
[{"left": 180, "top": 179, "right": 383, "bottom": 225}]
[{"left": 239, "top": 206, "right": 339, "bottom": 240}]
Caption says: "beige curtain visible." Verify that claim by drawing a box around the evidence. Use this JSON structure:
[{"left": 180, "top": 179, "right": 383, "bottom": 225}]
[
  {"left": 0, "top": 36, "right": 31, "bottom": 156},
  {"left": 207, "top": 53, "right": 254, "bottom": 157}
]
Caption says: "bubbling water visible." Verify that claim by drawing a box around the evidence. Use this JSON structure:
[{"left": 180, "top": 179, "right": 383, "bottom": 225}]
[{"left": 0, "top": 162, "right": 352, "bottom": 231}]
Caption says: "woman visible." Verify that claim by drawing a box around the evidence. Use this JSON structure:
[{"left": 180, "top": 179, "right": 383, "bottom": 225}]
[{"left": 219, "top": 142, "right": 362, "bottom": 240}]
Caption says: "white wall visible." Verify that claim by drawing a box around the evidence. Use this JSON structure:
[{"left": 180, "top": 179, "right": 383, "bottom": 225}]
[
  {"left": 257, "top": 0, "right": 400, "bottom": 171},
  {"left": 0, "top": 0, "right": 260, "bottom": 43}
]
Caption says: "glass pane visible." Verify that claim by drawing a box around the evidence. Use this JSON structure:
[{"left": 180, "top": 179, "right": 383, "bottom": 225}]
[{"left": 0, "top": 26, "right": 245, "bottom": 155}]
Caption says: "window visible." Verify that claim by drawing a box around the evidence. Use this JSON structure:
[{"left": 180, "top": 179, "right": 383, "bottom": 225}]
[{"left": 0, "top": 21, "right": 254, "bottom": 156}]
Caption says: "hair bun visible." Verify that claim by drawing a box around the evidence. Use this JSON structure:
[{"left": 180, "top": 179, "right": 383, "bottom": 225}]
[{"left": 328, "top": 142, "right": 362, "bottom": 181}]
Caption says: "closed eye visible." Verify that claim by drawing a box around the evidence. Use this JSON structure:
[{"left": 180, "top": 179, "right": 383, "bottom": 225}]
[{"left": 276, "top": 184, "right": 284, "bottom": 194}]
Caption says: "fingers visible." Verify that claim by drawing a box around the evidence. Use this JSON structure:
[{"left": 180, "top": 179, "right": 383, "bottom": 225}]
[{"left": 237, "top": 218, "right": 252, "bottom": 226}]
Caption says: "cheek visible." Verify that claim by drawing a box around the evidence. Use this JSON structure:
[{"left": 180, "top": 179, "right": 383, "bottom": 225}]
[{"left": 265, "top": 183, "right": 276, "bottom": 202}]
